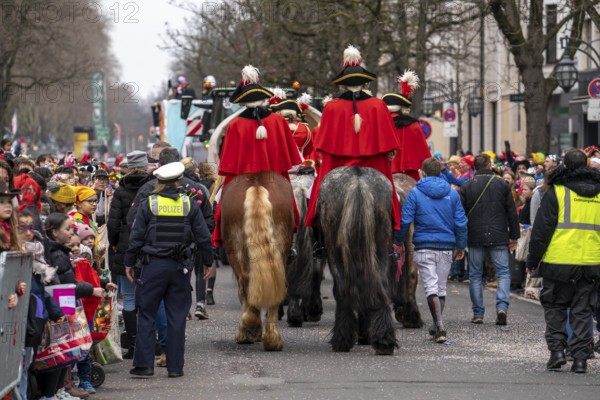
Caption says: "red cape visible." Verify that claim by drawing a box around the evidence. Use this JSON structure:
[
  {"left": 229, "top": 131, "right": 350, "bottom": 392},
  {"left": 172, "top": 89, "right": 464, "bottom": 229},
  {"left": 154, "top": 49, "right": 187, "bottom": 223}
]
[
  {"left": 219, "top": 113, "right": 302, "bottom": 175},
  {"left": 292, "top": 123, "right": 314, "bottom": 159},
  {"left": 391, "top": 117, "right": 431, "bottom": 173},
  {"left": 315, "top": 97, "right": 400, "bottom": 157}
]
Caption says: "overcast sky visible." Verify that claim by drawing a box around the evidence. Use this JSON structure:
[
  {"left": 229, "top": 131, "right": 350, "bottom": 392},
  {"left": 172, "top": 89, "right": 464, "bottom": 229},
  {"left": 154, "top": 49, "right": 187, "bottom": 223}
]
[{"left": 106, "top": 0, "right": 188, "bottom": 100}]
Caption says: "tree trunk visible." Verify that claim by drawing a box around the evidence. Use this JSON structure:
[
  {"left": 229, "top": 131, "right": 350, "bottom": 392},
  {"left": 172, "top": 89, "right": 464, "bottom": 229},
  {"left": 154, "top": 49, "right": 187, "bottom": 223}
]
[{"left": 521, "top": 67, "right": 550, "bottom": 154}]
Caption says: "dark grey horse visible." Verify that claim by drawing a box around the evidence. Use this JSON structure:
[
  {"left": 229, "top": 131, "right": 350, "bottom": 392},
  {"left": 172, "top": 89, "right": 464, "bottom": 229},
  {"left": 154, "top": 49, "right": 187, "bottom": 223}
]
[
  {"left": 317, "top": 166, "right": 398, "bottom": 355},
  {"left": 285, "top": 173, "right": 325, "bottom": 327}
]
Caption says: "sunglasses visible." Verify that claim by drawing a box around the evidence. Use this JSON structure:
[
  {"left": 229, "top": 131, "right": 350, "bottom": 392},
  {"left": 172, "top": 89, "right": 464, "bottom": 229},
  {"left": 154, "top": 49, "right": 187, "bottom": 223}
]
[{"left": 18, "top": 224, "right": 35, "bottom": 232}]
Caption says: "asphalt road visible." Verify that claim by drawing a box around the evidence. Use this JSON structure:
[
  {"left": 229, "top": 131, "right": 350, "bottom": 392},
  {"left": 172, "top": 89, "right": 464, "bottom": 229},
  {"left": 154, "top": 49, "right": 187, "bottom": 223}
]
[{"left": 94, "top": 265, "right": 600, "bottom": 400}]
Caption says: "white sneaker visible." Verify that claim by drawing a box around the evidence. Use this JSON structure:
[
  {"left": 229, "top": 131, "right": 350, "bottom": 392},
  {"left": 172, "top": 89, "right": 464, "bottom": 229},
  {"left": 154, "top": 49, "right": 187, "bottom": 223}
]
[
  {"left": 55, "top": 389, "right": 81, "bottom": 400},
  {"left": 40, "top": 396, "right": 58, "bottom": 400}
]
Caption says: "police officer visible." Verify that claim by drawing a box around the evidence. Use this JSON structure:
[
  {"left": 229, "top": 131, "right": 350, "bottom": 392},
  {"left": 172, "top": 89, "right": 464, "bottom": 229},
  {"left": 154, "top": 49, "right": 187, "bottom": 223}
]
[
  {"left": 125, "top": 162, "right": 213, "bottom": 378},
  {"left": 527, "top": 150, "right": 600, "bottom": 373}
]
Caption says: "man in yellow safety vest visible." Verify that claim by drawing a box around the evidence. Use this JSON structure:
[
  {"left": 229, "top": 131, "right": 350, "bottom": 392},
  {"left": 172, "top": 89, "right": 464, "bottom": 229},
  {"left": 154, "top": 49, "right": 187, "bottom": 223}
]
[{"left": 527, "top": 149, "right": 600, "bottom": 374}]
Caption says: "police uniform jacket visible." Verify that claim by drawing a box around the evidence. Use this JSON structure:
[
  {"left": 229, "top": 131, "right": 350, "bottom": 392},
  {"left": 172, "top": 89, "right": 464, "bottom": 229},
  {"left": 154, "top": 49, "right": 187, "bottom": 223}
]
[
  {"left": 527, "top": 167, "right": 600, "bottom": 281},
  {"left": 124, "top": 186, "right": 214, "bottom": 267},
  {"left": 126, "top": 176, "right": 214, "bottom": 232}
]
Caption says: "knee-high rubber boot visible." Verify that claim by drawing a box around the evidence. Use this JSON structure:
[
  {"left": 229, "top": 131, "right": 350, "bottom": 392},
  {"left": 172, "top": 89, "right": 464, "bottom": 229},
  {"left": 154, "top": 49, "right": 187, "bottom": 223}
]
[
  {"left": 427, "top": 294, "right": 446, "bottom": 343},
  {"left": 122, "top": 310, "right": 137, "bottom": 360}
]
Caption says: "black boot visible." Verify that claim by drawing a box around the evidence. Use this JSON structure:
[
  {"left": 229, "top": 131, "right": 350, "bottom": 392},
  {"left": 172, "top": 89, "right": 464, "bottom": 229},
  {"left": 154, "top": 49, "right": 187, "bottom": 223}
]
[
  {"left": 206, "top": 290, "right": 215, "bottom": 306},
  {"left": 546, "top": 350, "right": 567, "bottom": 370},
  {"left": 571, "top": 358, "right": 587, "bottom": 373},
  {"left": 122, "top": 310, "right": 137, "bottom": 360},
  {"left": 427, "top": 294, "right": 446, "bottom": 343}
]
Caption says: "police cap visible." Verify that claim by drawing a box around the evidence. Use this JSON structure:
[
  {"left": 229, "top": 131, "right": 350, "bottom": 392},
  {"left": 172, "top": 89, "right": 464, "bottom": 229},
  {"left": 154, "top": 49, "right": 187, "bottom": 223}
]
[{"left": 153, "top": 162, "right": 185, "bottom": 183}]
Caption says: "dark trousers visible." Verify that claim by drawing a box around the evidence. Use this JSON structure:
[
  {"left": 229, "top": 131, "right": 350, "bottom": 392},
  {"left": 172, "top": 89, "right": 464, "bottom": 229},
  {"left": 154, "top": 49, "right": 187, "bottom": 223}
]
[
  {"left": 194, "top": 265, "right": 215, "bottom": 303},
  {"left": 541, "top": 276, "right": 597, "bottom": 360},
  {"left": 134, "top": 257, "right": 192, "bottom": 372},
  {"left": 37, "top": 366, "right": 67, "bottom": 396}
]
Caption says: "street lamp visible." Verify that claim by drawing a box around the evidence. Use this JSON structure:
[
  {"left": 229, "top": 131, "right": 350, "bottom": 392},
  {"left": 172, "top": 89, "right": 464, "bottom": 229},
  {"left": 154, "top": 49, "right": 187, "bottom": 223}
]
[
  {"left": 555, "top": 55, "right": 578, "bottom": 93},
  {"left": 467, "top": 94, "right": 483, "bottom": 117},
  {"left": 422, "top": 95, "right": 434, "bottom": 118}
]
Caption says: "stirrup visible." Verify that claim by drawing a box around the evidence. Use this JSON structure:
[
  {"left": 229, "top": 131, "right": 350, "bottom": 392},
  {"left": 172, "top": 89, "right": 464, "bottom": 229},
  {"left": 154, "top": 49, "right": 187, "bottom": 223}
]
[
  {"left": 287, "top": 248, "right": 298, "bottom": 262},
  {"left": 313, "top": 242, "right": 327, "bottom": 259}
]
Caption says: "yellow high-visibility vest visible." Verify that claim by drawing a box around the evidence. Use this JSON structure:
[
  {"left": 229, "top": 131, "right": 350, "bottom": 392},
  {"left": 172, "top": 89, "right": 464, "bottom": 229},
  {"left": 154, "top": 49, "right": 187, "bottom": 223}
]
[
  {"left": 542, "top": 185, "right": 600, "bottom": 265},
  {"left": 148, "top": 194, "right": 190, "bottom": 217}
]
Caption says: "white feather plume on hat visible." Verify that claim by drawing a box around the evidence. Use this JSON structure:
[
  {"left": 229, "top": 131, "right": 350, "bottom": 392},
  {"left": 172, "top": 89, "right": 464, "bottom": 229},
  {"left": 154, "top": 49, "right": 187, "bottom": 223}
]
[
  {"left": 298, "top": 92, "right": 312, "bottom": 112},
  {"left": 240, "top": 65, "right": 260, "bottom": 85},
  {"left": 399, "top": 69, "right": 420, "bottom": 97},
  {"left": 343, "top": 45, "right": 362, "bottom": 67}
]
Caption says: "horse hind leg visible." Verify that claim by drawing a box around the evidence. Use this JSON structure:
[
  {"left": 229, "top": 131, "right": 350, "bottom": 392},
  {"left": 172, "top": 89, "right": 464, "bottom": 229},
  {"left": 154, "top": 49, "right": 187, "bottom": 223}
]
[
  {"left": 369, "top": 305, "right": 398, "bottom": 355},
  {"left": 287, "top": 297, "right": 304, "bottom": 327},
  {"left": 303, "top": 260, "right": 325, "bottom": 322},
  {"left": 236, "top": 305, "right": 262, "bottom": 344},
  {"left": 263, "top": 305, "right": 284, "bottom": 351},
  {"left": 330, "top": 298, "right": 358, "bottom": 352}
]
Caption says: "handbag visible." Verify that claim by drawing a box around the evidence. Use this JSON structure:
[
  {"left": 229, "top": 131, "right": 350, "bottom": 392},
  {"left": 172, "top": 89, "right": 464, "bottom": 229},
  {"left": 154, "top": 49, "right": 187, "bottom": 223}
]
[
  {"left": 91, "top": 294, "right": 113, "bottom": 342},
  {"left": 33, "top": 306, "right": 92, "bottom": 371},
  {"left": 91, "top": 292, "right": 123, "bottom": 365},
  {"left": 515, "top": 226, "right": 531, "bottom": 262}
]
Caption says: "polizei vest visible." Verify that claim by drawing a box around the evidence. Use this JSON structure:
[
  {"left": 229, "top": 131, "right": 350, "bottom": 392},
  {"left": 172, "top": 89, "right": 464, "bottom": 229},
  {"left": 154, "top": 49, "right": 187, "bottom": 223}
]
[
  {"left": 146, "top": 193, "right": 191, "bottom": 251},
  {"left": 542, "top": 185, "right": 600, "bottom": 266}
]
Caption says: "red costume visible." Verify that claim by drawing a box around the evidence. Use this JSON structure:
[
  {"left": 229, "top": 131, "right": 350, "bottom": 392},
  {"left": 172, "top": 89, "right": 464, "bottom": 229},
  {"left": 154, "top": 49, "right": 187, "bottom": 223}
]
[
  {"left": 291, "top": 123, "right": 314, "bottom": 159},
  {"left": 305, "top": 93, "right": 402, "bottom": 230},
  {"left": 390, "top": 114, "right": 431, "bottom": 181},
  {"left": 212, "top": 109, "right": 303, "bottom": 247}
]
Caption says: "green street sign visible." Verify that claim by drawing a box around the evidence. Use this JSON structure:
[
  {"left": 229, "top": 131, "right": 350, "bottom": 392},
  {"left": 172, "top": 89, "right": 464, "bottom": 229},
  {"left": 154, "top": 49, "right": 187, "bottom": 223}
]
[{"left": 96, "top": 127, "right": 110, "bottom": 143}]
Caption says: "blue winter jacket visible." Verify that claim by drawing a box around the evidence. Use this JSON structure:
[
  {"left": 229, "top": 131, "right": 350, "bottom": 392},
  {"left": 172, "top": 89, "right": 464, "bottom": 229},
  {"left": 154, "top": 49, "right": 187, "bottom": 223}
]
[{"left": 395, "top": 176, "right": 468, "bottom": 250}]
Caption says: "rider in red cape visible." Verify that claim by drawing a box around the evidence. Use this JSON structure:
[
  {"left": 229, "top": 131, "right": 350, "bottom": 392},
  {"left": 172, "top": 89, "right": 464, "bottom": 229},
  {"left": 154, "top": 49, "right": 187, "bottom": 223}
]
[
  {"left": 305, "top": 45, "right": 402, "bottom": 233},
  {"left": 212, "top": 66, "right": 302, "bottom": 248},
  {"left": 269, "top": 90, "right": 315, "bottom": 160},
  {"left": 382, "top": 70, "right": 431, "bottom": 182}
]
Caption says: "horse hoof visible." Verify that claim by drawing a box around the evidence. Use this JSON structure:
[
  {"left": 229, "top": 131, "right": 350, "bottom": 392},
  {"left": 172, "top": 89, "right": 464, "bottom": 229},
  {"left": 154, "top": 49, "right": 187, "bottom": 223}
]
[
  {"left": 305, "top": 313, "right": 322, "bottom": 322},
  {"left": 394, "top": 309, "right": 404, "bottom": 323},
  {"left": 287, "top": 319, "right": 303, "bottom": 328},
  {"left": 262, "top": 334, "right": 283, "bottom": 351},
  {"left": 357, "top": 336, "right": 370, "bottom": 346},
  {"left": 402, "top": 318, "right": 424, "bottom": 329},
  {"left": 374, "top": 346, "right": 395, "bottom": 356}
]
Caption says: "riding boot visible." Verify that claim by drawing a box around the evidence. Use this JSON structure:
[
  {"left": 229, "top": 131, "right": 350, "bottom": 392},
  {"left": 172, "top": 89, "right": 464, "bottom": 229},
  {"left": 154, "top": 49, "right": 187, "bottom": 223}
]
[
  {"left": 427, "top": 294, "right": 446, "bottom": 342},
  {"left": 122, "top": 310, "right": 137, "bottom": 359}
]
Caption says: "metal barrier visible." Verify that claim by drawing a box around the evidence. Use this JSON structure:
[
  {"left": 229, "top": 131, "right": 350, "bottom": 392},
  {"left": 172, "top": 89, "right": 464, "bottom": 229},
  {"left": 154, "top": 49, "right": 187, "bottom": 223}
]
[{"left": 0, "top": 251, "right": 33, "bottom": 398}]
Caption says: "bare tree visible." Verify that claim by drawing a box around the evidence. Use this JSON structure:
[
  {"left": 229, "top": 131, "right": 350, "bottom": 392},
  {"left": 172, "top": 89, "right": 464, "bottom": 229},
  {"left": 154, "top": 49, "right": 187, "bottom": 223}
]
[{"left": 489, "top": 0, "right": 597, "bottom": 153}]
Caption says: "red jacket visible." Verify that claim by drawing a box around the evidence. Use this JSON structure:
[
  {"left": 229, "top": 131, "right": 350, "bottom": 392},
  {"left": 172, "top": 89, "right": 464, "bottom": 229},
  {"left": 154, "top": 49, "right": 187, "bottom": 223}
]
[
  {"left": 291, "top": 123, "right": 314, "bottom": 159},
  {"left": 390, "top": 114, "right": 431, "bottom": 173},
  {"left": 219, "top": 109, "right": 302, "bottom": 176},
  {"left": 305, "top": 93, "right": 402, "bottom": 229}
]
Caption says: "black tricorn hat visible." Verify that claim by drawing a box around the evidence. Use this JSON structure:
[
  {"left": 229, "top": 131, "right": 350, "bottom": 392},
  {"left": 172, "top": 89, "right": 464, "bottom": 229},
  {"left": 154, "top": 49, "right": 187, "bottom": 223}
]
[
  {"left": 268, "top": 88, "right": 302, "bottom": 114},
  {"left": 331, "top": 45, "right": 376, "bottom": 86},
  {"left": 229, "top": 66, "right": 274, "bottom": 104},
  {"left": 0, "top": 180, "right": 21, "bottom": 197},
  {"left": 382, "top": 70, "right": 420, "bottom": 108}
]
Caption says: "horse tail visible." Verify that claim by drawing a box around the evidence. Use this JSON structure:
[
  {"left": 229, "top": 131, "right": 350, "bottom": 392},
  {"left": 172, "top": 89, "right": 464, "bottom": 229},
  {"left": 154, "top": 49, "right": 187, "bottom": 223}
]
[
  {"left": 337, "top": 169, "right": 381, "bottom": 309},
  {"left": 243, "top": 185, "right": 286, "bottom": 308}
]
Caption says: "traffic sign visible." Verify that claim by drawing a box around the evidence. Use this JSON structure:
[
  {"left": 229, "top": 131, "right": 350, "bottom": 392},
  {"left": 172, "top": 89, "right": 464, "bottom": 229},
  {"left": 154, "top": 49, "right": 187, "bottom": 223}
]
[
  {"left": 443, "top": 108, "right": 456, "bottom": 122},
  {"left": 419, "top": 119, "right": 432, "bottom": 140},
  {"left": 510, "top": 94, "right": 525, "bottom": 102},
  {"left": 588, "top": 78, "right": 600, "bottom": 98},
  {"left": 588, "top": 98, "right": 600, "bottom": 121}
]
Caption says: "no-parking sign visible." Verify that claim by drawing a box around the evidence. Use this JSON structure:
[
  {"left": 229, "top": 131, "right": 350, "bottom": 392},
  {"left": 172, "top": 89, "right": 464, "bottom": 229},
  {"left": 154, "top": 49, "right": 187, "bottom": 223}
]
[{"left": 419, "top": 119, "right": 432, "bottom": 140}]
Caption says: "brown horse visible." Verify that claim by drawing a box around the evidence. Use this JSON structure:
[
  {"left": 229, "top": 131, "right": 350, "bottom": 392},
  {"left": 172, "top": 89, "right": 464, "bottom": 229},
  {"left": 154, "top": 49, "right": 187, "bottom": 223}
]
[
  {"left": 390, "top": 173, "right": 424, "bottom": 329},
  {"left": 220, "top": 171, "right": 294, "bottom": 351}
]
